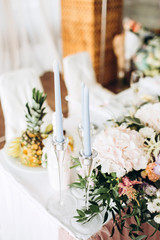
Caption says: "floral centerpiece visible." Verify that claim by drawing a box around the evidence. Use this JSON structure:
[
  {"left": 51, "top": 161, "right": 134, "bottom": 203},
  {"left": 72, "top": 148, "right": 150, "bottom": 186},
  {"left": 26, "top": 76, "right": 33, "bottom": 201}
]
[{"left": 71, "top": 97, "right": 160, "bottom": 239}]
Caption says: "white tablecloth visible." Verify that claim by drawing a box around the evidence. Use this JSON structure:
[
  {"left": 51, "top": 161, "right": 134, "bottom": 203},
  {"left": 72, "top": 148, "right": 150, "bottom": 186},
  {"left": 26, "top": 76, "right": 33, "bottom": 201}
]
[
  {"left": 0, "top": 149, "right": 60, "bottom": 240},
  {"left": 0, "top": 90, "right": 137, "bottom": 240},
  {"left": 0, "top": 149, "right": 106, "bottom": 240},
  {"left": 1, "top": 80, "right": 158, "bottom": 240}
]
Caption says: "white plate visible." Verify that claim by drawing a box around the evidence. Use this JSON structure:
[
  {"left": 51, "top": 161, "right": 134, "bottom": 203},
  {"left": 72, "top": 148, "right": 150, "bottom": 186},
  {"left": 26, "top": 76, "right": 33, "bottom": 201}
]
[{"left": 5, "top": 142, "right": 47, "bottom": 173}]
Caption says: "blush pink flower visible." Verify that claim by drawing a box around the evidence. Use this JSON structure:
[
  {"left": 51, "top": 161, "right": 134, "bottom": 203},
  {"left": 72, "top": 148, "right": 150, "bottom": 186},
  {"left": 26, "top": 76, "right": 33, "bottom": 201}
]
[
  {"left": 118, "top": 176, "right": 142, "bottom": 204},
  {"left": 135, "top": 103, "right": 160, "bottom": 133},
  {"left": 93, "top": 126, "right": 148, "bottom": 177}
]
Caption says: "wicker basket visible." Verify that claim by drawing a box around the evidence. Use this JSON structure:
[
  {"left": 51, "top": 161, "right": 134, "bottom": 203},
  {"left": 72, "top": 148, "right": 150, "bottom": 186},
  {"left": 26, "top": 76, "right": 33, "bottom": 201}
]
[{"left": 61, "top": 0, "right": 123, "bottom": 86}]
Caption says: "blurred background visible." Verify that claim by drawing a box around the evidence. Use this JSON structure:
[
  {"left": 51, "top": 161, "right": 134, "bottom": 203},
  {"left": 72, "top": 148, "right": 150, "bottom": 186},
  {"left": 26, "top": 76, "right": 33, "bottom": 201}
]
[
  {"left": 0, "top": 0, "right": 159, "bottom": 86},
  {"left": 0, "top": 0, "right": 160, "bottom": 147}
]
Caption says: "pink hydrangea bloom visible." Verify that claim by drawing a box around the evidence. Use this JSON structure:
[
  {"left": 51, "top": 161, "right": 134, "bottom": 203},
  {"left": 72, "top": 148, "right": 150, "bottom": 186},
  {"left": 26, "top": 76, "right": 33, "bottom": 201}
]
[{"left": 93, "top": 126, "right": 148, "bottom": 177}]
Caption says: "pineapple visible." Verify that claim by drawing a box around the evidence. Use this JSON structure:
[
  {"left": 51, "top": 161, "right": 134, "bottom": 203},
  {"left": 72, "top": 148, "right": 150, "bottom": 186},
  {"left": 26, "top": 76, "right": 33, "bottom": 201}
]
[{"left": 20, "top": 88, "right": 47, "bottom": 167}]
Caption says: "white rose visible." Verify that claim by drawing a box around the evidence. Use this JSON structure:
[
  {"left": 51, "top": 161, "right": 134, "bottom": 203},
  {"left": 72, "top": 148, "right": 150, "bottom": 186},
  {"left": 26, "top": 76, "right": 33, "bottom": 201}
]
[
  {"left": 147, "top": 202, "right": 156, "bottom": 213},
  {"left": 156, "top": 189, "right": 160, "bottom": 198},
  {"left": 139, "top": 127, "right": 155, "bottom": 138},
  {"left": 154, "top": 214, "right": 160, "bottom": 224},
  {"left": 153, "top": 199, "right": 160, "bottom": 212}
]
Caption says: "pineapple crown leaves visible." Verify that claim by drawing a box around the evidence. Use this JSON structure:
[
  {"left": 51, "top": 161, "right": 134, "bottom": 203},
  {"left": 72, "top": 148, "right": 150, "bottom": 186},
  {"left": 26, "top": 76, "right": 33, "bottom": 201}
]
[{"left": 25, "top": 88, "right": 47, "bottom": 133}]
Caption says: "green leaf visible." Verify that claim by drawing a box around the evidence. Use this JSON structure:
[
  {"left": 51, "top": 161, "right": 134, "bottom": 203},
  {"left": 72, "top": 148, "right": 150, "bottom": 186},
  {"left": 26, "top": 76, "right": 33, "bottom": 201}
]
[
  {"left": 90, "top": 205, "right": 99, "bottom": 213},
  {"left": 150, "top": 228, "right": 158, "bottom": 238},
  {"left": 113, "top": 207, "right": 120, "bottom": 215},
  {"left": 95, "top": 194, "right": 109, "bottom": 201},
  {"left": 76, "top": 217, "right": 88, "bottom": 222},
  {"left": 70, "top": 157, "right": 81, "bottom": 169},
  {"left": 110, "top": 227, "right": 115, "bottom": 237},
  {"left": 121, "top": 220, "right": 125, "bottom": 229},
  {"left": 112, "top": 189, "right": 118, "bottom": 198},
  {"left": 26, "top": 103, "right": 32, "bottom": 116},
  {"left": 134, "top": 235, "right": 147, "bottom": 240},
  {"left": 127, "top": 207, "right": 131, "bottom": 215},
  {"left": 89, "top": 200, "right": 98, "bottom": 206},
  {"left": 94, "top": 187, "right": 108, "bottom": 194},
  {"left": 103, "top": 211, "right": 108, "bottom": 223},
  {"left": 70, "top": 164, "right": 81, "bottom": 169},
  {"left": 133, "top": 233, "right": 139, "bottom": 238},
  {"left": 77, "top": 209, "right": 85, "bottom": 217},
  {"left": 130, "top": 224, "right": 138, "bottom": 229},
  {"left": 33, "top": 88, "right": 36, "bottom": 100},
  {"left": 148, "top": 220, "right": 160, "bottom": 232},
  {"left": 70, "top": 182, "right": 84, "bottom": 189},
  {"left": 112, "top": 179, "right": 118, "bottom": 186},
  {"left": 135, "top": 215, "right": 140, "bottom": 227},
  {"left": 116, "top": 221, "right": 122, "bottom": 234},
  {"left": 111, "top": 210, "right": 115, "bottom": 222},
  {"left": 125, "top": 116, "right": 141, "bottom": 124},
  {"left": 111, "top": 172, "right": 116, "bottom": 178},
  {"left": 106, "top": 195, "right": 111, "bottom": 205},
  {"left": 25, "top": 88, "right": 47, "bottom": 132}
]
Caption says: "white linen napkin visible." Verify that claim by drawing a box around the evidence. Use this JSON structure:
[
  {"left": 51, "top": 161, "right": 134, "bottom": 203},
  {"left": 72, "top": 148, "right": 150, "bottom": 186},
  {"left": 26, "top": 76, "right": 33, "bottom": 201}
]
[{"left": 0, "top": 68, "right": 52, "bottom": 142}]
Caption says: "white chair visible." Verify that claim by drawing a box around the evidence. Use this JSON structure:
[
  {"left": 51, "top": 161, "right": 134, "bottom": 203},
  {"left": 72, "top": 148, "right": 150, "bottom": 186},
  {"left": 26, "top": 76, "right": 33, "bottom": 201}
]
[
  {"left": 0, "top": 68, "right": 52, "bottom": 142},
  {"left": 63, "top": 52, "right": 114, "bottom": 125}
]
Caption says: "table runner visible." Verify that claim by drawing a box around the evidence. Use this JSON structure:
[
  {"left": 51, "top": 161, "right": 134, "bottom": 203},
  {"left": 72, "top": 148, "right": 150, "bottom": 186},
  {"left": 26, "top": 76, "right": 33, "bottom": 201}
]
[{"left": 60, "top": 217, "right": 160, "bottom": 240}]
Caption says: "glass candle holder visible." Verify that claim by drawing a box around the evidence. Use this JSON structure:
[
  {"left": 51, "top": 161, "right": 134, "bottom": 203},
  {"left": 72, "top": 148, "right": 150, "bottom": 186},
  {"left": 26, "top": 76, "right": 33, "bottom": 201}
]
[{"left": 47, "top": 136, "right": 76, "bottom": 217}]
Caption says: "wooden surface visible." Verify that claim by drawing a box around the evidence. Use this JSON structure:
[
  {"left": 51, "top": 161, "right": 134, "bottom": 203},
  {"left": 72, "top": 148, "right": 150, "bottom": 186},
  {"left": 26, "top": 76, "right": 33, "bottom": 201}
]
[{"left": 0, "top": 71, "right": 126, "bottom": 149}]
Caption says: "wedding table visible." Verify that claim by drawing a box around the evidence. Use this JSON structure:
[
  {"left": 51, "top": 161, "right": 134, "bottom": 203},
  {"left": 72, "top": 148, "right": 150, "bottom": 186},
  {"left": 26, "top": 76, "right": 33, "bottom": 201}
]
[
  {"left": 0, "top": 148, "right": 106, "bottom": 240},
  {"left": 1, "top": 148, "right": 160, "bottom": 240},
  {"left": 1, "top": 82, "right": 160, "bottom": 240}
]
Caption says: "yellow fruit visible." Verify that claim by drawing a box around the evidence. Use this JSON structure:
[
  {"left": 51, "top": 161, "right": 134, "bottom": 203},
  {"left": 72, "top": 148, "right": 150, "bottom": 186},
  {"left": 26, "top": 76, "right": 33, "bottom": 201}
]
[
  {"left": 20, "top": 131, "right": 44, "bottom": 167},
  {"left": 23, "top": 149, "right": 28, "bottom": 155},
  {"left": 37, "top": 150, "right": 42, "bottom": 155},
  {"left": 32, "top": 144, "right": 38, "bottom": 150}
]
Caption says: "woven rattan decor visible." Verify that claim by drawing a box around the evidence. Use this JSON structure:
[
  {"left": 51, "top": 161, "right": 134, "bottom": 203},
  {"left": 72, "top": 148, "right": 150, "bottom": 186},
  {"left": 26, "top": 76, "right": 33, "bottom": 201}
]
[{"left": 61, "top": 0, "right": 123, "bottom": 85}]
